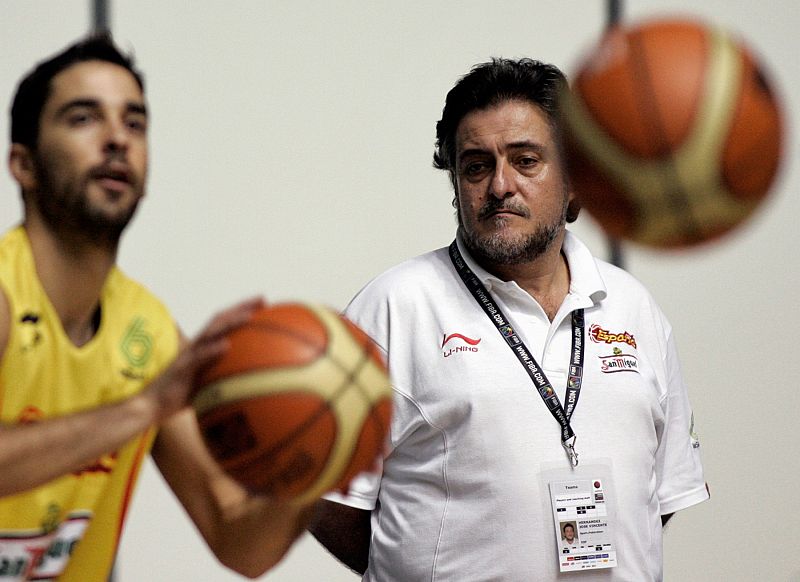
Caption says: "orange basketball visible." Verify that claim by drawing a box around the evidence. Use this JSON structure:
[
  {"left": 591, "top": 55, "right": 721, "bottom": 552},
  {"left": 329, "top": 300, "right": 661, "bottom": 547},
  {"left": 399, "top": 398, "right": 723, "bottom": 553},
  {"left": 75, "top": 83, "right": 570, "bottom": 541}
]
[
  {"left": 560, "top": 17, "right": 784, "bottom": 248},
  {"left": 192, "top": 303, "right": 392, "bottom": 505}
]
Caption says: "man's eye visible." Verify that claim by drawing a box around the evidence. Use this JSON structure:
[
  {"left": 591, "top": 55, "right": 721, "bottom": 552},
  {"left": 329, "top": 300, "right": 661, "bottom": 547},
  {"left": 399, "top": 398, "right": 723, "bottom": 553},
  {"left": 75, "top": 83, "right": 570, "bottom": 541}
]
[
  {"left": 68, "top": 112, "right": 94, "bottom": 126},
  {"left": 465, "top": 162, "right": 487, "bottom": 175},
  {"left": 126, "top": 118, "right": 147, "bottom": 133},
  {"left": 518, "top": 156, "right": 538, "bottom": 167}
]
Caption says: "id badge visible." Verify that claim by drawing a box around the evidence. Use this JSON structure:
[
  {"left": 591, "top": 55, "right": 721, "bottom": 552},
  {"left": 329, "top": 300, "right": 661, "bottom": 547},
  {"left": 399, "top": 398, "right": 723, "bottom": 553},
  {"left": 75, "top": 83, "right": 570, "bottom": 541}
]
[{"left": 545, "top": 462, "right": 618, "bottom": 572}]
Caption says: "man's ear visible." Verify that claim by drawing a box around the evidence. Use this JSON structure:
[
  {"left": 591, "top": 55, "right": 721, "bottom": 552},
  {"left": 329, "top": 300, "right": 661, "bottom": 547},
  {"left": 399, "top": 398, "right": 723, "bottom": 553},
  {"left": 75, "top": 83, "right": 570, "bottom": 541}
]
[
  {"left": 9, "top": 144, "right": 37, "bottom": 193},
  {"left": 565, "top": 188, "right": 581, "bottom": 224}
]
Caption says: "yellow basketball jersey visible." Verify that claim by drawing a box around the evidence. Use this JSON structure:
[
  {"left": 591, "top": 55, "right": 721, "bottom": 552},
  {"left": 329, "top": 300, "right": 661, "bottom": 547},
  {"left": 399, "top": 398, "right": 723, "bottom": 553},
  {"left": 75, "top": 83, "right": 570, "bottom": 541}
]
[{"left": 0, "top": 226, "right": 179, "bottom": 581}]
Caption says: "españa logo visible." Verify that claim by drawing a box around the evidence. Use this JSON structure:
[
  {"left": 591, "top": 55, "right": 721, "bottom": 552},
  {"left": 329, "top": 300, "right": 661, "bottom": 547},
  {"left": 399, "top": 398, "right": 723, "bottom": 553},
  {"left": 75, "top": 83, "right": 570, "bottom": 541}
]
[
  {"left": 441, "top": 332, "right": 481, "bottom": 358},
  {"left": 589, "top": 324, "right": 637, "bottom": 348}
]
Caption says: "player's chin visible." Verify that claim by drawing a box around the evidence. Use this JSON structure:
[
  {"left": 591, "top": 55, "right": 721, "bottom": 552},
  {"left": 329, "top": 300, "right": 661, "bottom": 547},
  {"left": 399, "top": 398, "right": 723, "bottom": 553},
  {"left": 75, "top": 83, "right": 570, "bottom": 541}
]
[{"left": 90, "top": 186, "right": 142, "bottom": 214}]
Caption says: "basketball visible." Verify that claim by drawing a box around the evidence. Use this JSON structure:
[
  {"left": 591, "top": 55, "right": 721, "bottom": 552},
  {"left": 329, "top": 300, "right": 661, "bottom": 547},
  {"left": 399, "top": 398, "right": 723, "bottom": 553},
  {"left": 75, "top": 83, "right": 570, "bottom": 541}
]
[
  {"left": 192, "top": 302, "right": 392, "bottom": 506},
  {"left": 560, "top": 17, "right": 784, "bottom": 248}
]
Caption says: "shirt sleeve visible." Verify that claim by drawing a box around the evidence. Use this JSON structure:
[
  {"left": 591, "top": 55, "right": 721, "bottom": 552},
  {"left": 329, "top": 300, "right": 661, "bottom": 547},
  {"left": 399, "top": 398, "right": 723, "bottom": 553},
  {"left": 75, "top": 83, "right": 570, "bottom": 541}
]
[
  {"left": 323, "top": 464, "right": 383, "bottom": 510},
  {"left": 654, "top": 327, "right": 710, "bottom": 514}
]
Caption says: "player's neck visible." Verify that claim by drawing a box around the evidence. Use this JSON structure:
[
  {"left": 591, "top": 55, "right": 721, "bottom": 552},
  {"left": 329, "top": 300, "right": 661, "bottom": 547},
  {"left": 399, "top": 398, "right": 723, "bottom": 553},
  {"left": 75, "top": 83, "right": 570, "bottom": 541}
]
[
  {"left": 486, "top": 243, "right": 570, "bottom": 322},
  {"left": 24, "top": 219, "right": 116, "bottom": 346}
]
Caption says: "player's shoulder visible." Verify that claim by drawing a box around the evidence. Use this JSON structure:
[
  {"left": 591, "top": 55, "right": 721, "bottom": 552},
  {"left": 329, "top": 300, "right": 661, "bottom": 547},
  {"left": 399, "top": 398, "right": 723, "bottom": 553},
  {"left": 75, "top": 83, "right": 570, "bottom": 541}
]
[{"left": 106, "top": 268, "right": 175, "bottom": 326}]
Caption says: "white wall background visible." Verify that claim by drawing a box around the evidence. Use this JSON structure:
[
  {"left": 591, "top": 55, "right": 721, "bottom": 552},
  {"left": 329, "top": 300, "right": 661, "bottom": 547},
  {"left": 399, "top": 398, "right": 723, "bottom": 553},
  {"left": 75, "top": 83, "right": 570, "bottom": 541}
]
[{"left": 1, "top": 2, "right": 798, "bottom": 580}]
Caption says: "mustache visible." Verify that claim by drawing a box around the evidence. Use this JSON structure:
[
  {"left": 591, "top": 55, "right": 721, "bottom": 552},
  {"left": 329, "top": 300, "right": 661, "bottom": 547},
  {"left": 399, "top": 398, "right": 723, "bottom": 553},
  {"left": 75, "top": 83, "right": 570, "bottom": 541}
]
[
  {"left": 477, "top": 198, "right": 530, "bottom": 220},
  {"left": 88, "top": 152, "right": 134, "bottom": 184}
]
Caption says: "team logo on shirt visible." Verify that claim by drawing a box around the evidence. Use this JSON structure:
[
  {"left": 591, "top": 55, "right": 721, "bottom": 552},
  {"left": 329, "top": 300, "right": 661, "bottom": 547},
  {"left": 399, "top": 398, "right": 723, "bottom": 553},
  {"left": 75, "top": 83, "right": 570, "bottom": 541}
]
[
  {"left": 589, "top": 324, "right": 636, "bottom": 348},
  {"left": 441, "top": 332, "right": 481, "bottom": 357},
  {"left": 598, "top": 346, "right": 639, "bottom": 373},
  {"left": 19, "top": 311, "right": 43, "bottom": 351},
  {"left": 119, "top": 317, "right": 153, "bottom": 379},
  {"left": 0, "top": 513, "right": 90, "bottom": 579},
  {"left": 689, "top": 413, "right": 701, "bottom": 449}
]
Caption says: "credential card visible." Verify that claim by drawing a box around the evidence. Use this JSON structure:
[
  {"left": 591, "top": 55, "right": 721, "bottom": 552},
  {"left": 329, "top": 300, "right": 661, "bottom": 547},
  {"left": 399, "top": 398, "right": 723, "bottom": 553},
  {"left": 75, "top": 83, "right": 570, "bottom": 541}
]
[{"left": 549, "top": 478, "right": 617, "bottom": 572}]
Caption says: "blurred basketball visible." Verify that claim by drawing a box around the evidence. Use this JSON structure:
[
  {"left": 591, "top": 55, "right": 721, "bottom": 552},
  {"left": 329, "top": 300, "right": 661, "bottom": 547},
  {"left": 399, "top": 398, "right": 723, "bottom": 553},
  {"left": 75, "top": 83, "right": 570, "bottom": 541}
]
[
  {"left": 193, "top": 302, "right": 392, "bottom": 505},
  {"left": 560, "top": 17, "right": 783, "bottom": 248}
]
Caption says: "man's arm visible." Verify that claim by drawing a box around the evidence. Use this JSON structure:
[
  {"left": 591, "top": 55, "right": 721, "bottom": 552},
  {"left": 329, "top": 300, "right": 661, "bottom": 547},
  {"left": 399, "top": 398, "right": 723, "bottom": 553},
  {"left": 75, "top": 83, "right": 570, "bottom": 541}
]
[
  {"left": 152, "top": 409, "right": 315, "bottom": 578},
  {"left": 0, "top": 294, "right": 258, "bottom": 498},
  {"left": 0, "top": 288, "right": 158, "bottom": 496},
  {"left": 308, "top": 499, "right": 372, "bottom": 575},
  {"left": 0, "top": 391, "right": 161, "bottom": 497}
]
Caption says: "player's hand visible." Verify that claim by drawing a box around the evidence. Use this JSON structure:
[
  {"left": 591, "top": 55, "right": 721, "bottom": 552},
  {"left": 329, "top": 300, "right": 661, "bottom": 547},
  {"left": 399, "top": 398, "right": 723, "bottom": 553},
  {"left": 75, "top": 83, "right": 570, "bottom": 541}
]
[{"left": 145, "top": 296, "right": 265, "bottom": 422}]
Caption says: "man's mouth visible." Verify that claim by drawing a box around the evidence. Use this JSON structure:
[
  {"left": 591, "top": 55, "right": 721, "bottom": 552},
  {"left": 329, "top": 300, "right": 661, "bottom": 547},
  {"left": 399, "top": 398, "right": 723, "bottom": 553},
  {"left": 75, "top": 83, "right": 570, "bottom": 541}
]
[
  {"left": 480, "top": 205, "right": 528, "bottom": 220},
  {"left": 91, "top": 165, "right": 133, "bottom": 193}
]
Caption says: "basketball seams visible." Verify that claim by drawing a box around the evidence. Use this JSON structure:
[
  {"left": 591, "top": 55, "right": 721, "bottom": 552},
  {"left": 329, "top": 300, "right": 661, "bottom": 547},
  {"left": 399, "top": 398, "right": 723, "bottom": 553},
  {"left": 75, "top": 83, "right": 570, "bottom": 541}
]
[
  {"left": 193, "top": 302, "right": 392, "bottom": 505},
  {"left": 295, "top": 305, "right": 391, "bottom": 505},
  {"left": 627, "top": 25, "right": 705, "bottom": 243},
  {"left": 721, "top": 51, "right": 784, "bottom": 199},
  {"left": 563, "top": 19, "right": 778, "bottom": 247},
  {"left": 246, "top": 319, "right": 327, "bottom": 357}
]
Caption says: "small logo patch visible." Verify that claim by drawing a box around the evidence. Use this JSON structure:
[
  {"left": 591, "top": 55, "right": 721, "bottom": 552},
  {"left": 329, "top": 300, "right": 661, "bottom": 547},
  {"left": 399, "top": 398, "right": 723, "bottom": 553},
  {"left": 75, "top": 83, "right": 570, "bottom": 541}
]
[
  {"left": 19, "top": 312, "right": 43, "bottom": 351},
  {"left": 598, "top": 353, "right": 639, "bottom": 373},
  {"left": 120, "top": 317, "right": 153, "bottom": 368},
  {"left": 441, "top": 332, "right": 480, "bottom": 358},
  {"left": 590, "top": 324, "right": 636, "bottom": 349},
  {"left": 120, "top": 317, "right": 153, "bottom": 379},
  {"left": 689, "top": 413, "right": 701, "bottom": 449},
  {"left": 441, "top": 333, "right": 481, "bottom": 348}
]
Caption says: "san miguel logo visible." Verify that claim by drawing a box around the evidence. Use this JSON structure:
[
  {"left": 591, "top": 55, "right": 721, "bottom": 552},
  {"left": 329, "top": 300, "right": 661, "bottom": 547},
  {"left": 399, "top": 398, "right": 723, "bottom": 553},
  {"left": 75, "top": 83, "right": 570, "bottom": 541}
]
[
  {"left": 589, "top": 324, "right": 637, "bottom": 348},
  {"left": 598, "top": 346, "right": 639, "bottom": 373},
  {"left": 441, "top": 332, "right": 481, "bottom": 358}
]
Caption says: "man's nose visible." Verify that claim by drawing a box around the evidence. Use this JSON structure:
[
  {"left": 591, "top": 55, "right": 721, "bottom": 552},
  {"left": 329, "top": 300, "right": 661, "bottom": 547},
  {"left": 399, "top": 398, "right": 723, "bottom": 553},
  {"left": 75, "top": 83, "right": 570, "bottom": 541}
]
[
  {"left": 489, "top": 159, "right": 514, "bottom": 199},
  {"left": 103, "top": 120, "right": 130, "bottom": 155}
]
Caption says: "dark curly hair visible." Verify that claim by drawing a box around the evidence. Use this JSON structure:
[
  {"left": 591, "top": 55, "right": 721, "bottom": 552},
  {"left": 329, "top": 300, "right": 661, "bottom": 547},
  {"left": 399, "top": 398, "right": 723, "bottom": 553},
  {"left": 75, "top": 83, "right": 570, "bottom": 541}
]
[
  {"left": 433, "top": 57, "right": 579, "bottom": 222},
  {"left": 10, "top": 33, "right": 144, "bottom": 150}
]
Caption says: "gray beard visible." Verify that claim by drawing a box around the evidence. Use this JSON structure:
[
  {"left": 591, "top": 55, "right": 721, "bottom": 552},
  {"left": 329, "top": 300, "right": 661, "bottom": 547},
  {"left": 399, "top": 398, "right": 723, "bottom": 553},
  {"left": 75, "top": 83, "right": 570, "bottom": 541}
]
[{"left": 458, "top": 209, "right": 563, "bottom": 266}]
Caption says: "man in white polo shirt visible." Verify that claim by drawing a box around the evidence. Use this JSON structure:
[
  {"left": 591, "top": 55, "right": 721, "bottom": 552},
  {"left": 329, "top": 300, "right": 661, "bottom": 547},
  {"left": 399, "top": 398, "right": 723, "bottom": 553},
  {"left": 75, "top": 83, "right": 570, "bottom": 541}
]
[{"left": 309, "top": 58, "right": 708, "bottom": 581}]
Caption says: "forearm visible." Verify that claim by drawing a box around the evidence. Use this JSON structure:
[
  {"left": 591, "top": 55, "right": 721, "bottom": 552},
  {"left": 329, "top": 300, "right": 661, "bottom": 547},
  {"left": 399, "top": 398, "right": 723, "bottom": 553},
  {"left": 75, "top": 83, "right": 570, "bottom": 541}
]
[
  {"left": 308, "top": 499, "right": 372, "bottom": 575},
  {"left": 0, "top": 391, "right": 158, "bottom": 497},
  {"left": 153, "top": 410, "right": 312, "bottom": 578},
  {"left": 209, "top": 494, "right": 314, "bottom": 578}
]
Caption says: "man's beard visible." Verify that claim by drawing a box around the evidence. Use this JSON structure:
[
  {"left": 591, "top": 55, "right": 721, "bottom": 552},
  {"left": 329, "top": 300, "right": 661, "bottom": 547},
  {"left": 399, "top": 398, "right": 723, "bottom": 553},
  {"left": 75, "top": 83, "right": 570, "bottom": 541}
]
[
  {"left": 31, "top": 152, "right": 141, "bottom": 251},
  {"left": 458, "top": 196, "right": 566, "bottom": 266}
]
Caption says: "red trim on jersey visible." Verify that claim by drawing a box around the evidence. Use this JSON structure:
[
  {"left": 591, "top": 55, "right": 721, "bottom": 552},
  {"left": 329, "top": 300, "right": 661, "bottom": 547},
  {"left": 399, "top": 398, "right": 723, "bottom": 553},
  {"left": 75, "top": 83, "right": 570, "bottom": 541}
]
[{"left": 113, "top": 430, "right": 153, "bottom": 545}]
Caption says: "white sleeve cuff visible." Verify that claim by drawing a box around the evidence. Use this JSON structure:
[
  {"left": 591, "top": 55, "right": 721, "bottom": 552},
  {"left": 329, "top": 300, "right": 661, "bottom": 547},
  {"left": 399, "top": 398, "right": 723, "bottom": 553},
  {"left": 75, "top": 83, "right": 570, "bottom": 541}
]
[{"left": 660, "top": 482, "right": 710, "bottom": 515}]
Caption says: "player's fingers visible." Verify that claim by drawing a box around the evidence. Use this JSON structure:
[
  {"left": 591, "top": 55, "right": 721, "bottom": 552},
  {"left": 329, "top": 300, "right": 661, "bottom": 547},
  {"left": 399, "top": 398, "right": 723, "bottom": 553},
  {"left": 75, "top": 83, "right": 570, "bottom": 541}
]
[
  {"left": 198, "top": 296, "right": 265, "bottom": 341},
  {"left": 190, "top": 337, "right": 231, "bottom": 368}
]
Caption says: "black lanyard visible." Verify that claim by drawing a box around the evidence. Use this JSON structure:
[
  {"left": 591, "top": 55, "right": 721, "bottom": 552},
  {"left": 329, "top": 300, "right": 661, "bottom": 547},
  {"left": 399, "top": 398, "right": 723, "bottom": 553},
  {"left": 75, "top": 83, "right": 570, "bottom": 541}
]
[{"left": 449, "top": 240, "right": 585, "bottom": 466}]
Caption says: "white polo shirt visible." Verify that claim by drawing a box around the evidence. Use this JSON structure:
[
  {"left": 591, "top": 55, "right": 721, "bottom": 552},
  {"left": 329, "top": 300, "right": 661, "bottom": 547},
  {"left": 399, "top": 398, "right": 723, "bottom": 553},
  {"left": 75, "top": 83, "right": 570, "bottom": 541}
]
[{"left": 333, "top": 231, "right": 708, "bottom": 582}]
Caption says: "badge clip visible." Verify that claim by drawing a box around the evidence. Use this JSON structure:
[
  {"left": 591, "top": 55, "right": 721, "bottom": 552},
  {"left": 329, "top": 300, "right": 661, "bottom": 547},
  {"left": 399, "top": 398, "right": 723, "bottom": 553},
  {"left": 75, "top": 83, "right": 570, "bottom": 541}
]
[{"left": 564, "top": 436, "right": 579, "bottom": 467}]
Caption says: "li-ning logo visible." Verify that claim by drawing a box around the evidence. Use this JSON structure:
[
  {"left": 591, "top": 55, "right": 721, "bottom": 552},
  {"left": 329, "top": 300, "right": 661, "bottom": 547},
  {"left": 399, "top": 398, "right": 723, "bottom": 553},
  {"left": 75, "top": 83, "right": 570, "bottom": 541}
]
[
  {"left": 441, "top": 332, "right": 481, "bottom": 358},
  {"left": 590, "top": 324, "right": 637, "bottom": 348}
]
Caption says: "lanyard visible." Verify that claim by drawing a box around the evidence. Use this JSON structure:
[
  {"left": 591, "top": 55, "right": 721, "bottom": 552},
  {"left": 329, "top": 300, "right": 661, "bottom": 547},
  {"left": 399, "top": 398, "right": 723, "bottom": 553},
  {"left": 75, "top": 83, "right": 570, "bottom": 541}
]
[{"left": 449, "top": 241, "right": 585, "bottom": 466}]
